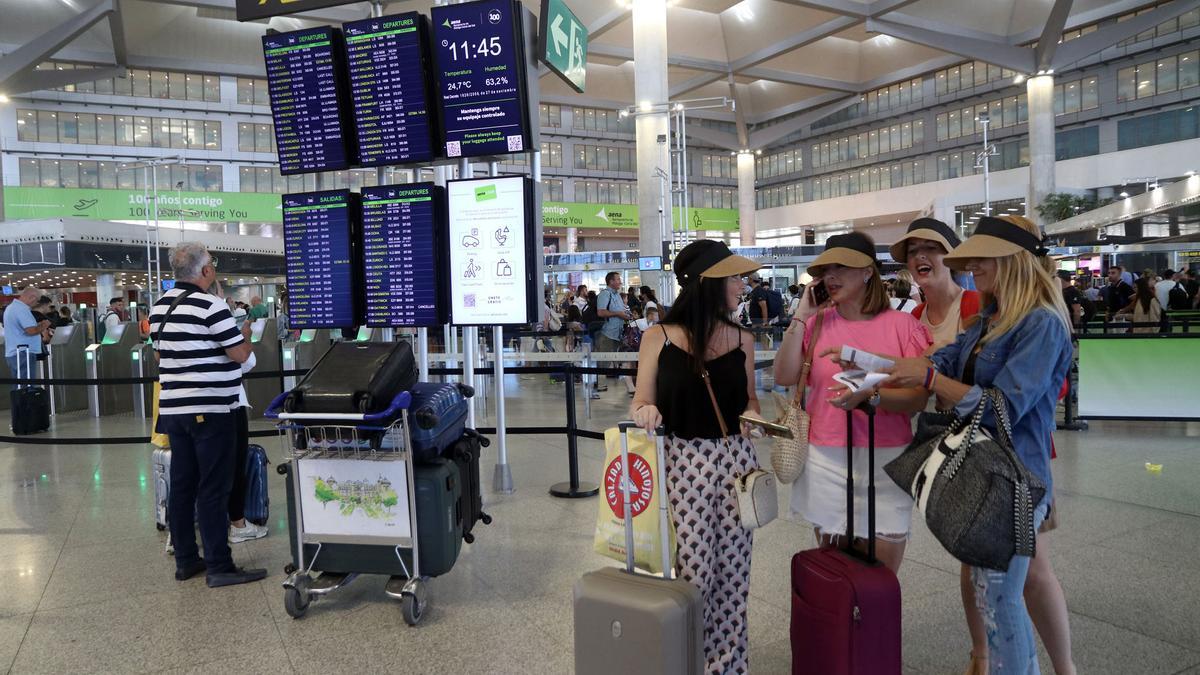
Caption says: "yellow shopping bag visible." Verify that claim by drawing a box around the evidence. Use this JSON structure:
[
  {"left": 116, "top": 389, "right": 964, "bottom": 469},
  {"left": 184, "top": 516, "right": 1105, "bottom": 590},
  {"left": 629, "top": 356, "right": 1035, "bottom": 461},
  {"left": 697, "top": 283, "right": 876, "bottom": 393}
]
[
  {"left": 593, "top": 426, "right": 676, "bottom": 575},
  {"left": 150, "top": 381, "right": 170, "bottom": 449}
]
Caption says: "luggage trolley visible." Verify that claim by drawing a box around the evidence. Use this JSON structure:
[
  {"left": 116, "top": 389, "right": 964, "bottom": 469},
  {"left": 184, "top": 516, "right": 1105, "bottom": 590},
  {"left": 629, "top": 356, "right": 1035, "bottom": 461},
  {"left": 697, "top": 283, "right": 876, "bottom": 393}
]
[{"left": 266, "top": 391, "right": 431, "bottom": 625}]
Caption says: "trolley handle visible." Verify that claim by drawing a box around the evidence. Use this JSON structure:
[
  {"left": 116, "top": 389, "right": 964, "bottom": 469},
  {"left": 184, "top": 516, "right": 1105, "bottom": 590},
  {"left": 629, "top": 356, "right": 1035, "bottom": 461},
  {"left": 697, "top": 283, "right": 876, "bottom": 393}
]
[{"left": 269, "top": 390, "right": 413, "bottom": 422}]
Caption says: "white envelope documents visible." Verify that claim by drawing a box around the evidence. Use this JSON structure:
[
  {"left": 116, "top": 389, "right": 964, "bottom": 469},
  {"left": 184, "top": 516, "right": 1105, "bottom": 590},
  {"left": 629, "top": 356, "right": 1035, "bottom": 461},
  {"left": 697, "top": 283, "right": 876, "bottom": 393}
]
[
  {"left": 840, "top": 346, "right": 895, "bottom": 373},
  {"left": 832, "top": 346, "right": 895, "bottom": 393}
]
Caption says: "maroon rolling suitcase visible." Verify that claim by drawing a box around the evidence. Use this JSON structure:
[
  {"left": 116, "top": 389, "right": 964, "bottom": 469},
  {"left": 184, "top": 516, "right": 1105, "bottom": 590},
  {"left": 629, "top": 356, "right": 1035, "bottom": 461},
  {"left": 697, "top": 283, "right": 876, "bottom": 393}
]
[{"left": 790, "top": 403, "right": 901, "bottom": 675}]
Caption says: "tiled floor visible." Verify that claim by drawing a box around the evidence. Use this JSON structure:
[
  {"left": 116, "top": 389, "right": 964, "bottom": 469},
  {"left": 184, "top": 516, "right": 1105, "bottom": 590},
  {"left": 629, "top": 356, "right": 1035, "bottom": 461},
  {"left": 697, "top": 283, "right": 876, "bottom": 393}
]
[{"left": 1, "top": 374, "right": 1199, "bottom": 674}]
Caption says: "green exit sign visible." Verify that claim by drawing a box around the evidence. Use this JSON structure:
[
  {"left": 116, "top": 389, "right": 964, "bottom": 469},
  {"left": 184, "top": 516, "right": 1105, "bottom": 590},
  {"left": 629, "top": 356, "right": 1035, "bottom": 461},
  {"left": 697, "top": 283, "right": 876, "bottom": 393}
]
[{"left": 538, "top": 0, "right": 587, "bottom": 93}]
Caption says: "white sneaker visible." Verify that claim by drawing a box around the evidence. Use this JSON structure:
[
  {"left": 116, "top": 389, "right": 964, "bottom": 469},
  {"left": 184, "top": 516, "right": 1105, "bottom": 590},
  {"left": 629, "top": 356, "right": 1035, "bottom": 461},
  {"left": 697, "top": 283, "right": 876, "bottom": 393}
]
[{"left": 229, "top": 522, "right": 268, "bottom": 544}]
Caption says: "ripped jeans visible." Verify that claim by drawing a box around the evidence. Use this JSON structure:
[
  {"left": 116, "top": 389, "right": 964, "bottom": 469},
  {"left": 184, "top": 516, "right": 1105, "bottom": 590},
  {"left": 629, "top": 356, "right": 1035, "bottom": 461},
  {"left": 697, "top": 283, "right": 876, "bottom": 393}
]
[{"left": 970, "top": 502, "right": 1050, "bottom": 675}]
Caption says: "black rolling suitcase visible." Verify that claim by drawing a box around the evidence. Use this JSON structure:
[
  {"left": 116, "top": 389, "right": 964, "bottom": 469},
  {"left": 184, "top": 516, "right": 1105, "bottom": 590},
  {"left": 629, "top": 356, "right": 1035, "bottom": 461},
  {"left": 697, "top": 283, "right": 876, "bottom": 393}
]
[
  {"left": 284, "top": 341, "right": 417, "bottom": 415},
  {"left": 11, "top": 346, "right": 50, "bottom": 435},
  {"left": 444, "top": 429, "right": 492, "bottom": 544}
]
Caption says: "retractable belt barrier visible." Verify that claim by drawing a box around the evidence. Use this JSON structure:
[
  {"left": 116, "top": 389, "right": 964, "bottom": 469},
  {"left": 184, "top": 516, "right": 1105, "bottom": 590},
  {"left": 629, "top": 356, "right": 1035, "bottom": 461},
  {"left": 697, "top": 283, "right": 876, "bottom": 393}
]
[{"left": 0, "top": 352, "right": 779, "bottom": 499}]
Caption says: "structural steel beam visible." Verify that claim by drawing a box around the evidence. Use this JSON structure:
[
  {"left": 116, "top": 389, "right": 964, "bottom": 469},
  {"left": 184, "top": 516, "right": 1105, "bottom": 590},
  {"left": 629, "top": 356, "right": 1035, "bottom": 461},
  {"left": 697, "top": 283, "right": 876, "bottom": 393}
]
[
  {"left": 740, "top": 67, "right": 859, "bottom": 92},
  {"left": 727, "top": 16, "right": 858, "bottom": 71},
  {"left": 728, "top": 75, "right": 750, "bottom": 148},
  {"left": 1051, "top": 0, "right": 1200, "bottom": 70},
  {"left": 1035, "top": 0, "right": 1075, "bottom": 70},
  {"left": 155, "top": 0, "right": 366, "bottom": 23},
  {"left": 684, "top": 124, "right": 741, "bottom": 152},
  {"left": 670, "top": 72, "right": 726, "bottom": 98},
  {"left": 5, "top": 65, "right": 128, "bottom": 95},
  {"left": 0, "top": 0, "right": 117, "bottom": 86},
  {"left": 745, "top": 90, "right": 846, "bottom": 125},
  {"left": 749, "top": 94, "right": 859, "bottom": 148},
  {"left": 588, "top": 6, "right": 629, "bottom": 40},
  {"left": 865, "top": 16, "right": 1035, "bottom": 73}
]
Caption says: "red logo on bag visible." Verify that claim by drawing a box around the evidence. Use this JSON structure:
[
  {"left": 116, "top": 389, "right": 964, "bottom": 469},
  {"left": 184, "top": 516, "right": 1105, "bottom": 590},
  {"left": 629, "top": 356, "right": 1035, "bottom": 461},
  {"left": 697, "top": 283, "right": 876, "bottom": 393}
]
[{"left": 604, "top": 454, "right": 654, "bottom": 519}]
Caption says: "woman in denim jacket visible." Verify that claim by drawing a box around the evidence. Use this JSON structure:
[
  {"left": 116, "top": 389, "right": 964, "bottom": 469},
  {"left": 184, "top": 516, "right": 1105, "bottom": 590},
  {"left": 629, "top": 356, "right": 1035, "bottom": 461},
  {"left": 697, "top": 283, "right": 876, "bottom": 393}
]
[{"left": 883, "top": 215, "right": 1073, "bottom": 674}]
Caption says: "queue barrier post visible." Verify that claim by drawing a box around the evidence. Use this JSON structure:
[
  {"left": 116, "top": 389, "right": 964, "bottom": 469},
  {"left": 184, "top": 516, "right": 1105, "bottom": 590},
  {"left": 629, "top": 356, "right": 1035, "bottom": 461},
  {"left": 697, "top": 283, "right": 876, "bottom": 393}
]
[{"left": 549, "top": 362, "right": 599, "bottom": 499}]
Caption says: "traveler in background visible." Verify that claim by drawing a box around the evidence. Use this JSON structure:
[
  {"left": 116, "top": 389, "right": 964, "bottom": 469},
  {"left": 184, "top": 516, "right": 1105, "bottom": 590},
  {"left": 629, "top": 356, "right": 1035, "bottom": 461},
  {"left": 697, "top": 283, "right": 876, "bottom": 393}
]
[
  {"left": 620, "top": 306, "right": 660, "bottom": 397},
  {"left": 3, "top": 287, "right": 52, "bottom": 388},
  {"left": 889, "top": 218, "right": 979, "bottom": 350},
  {"left": 746, "top": 273, "right": 772, "bottom": 326},
  {"left": 1116, "top": 277, "right": 1162, "bottom": 334},
  {"left": 58, "top": 306, "right": 74, "bottom": 326},
  {"left": 1057, "top": 270, "right": 1085, "bottom": 328},
  {"left": 573, "top": 284, "right": 589, "bottom": 312},
  {"left": 881, "top": 215, "right": 1074, "bottom": 675},
  {"left": 775, "top": 232, "right": 932, "bottom": 573},
  {"left": 1183, "top": 268, "right": 1199, "bottom": 307},
  {"left": 889, "top": 277, "right": 917, "bottom": 313},
  {"left": 896, "top": 269, "right": 923, "bottom": 303},
  {"left": 247, "top": 295, "right": 269, "bottom": 321},
  {"left": 786, "top": 284, "right": 803, "bottom": 319},
  {"left": 150, "top": 241, "right": 265, "bottom": 588},
  {"left": 231, "top": 300, "right": 248, "bottom": 328},
  {"left": 595, "top": 272, "right": 632, "bottom": 353},
  {"left": 630, "top": 239, "right": 762, "bottom": 674},
  {"left": 563, "top": 304, "right": 583, "bottom": 352},
  {"left": 640, "top": 285, "right": 659, "bottom": 315},
  {"left": 1080, "top": 274, "right": 1101, "bottom": 304},
  {"left": 101, "top": 297, "right": 125, "bottom": 336},
  {"left": 1102, "top": 265, "right": 1134, "bottom": 319},
  {"left": 229, "top": 348, "right": 266, "bottom": 544},
  {"left": 138, "top": 307, "right": 152, "bottom": 340},
  {"left": 1155, "top": 269, "right": 1178, "bottom": 310}
]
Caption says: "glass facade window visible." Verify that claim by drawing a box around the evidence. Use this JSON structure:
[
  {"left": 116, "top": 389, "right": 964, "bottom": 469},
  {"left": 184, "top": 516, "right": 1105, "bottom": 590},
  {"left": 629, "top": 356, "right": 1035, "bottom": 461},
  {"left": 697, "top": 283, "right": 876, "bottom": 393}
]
[
  {"left": 238, "top": 122, "right": 275, "bottom": 153},
  {"left": 1117, "top": 53, "right": 1200, "bottom": 102},
  {"left": 236, "top": 77, "right": 272, "bottom": 105},
  {"left": 1118, "top": 106, "right": 1200, "bottom": 150},
  {"left": 538, "top": 104, "right": 562, "bottom": 127},
  {"left": 808, "top": 115, "right": 922, "bottom": 169},
  {"left": 542, "top": 178, "right": 564, "bottom": 202},
  {"left": 573, "top": 144, "right": 635, "bottom": 172},
  {"left": 575, "top": 179, "right": 637, "bottom": 204},
  {"left": 935, "top": 60, "right": 1009, "bottom": 95},
  {"left": 571, "top": 106, "right": 634, "bottom": 133},
  {"left": 19, "top": 159, "right": 221, "bottom": 191},
  {"left": 15, "top": 109, "right": 222, "bottom": 150}
]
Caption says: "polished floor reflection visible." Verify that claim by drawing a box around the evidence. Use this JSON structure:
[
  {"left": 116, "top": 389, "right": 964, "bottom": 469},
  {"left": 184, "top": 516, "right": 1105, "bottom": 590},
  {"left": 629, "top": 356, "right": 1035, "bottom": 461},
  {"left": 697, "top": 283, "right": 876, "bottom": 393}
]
[{"left": 1, "top": 375, "right": 1198, "bottom": 673}]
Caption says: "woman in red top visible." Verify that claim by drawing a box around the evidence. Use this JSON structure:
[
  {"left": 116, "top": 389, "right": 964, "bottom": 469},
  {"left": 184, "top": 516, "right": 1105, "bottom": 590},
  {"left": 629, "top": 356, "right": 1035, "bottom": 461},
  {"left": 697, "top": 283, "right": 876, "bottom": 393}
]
[{"left": 893, "top": 217, "right": 1075, "bottom": 675}]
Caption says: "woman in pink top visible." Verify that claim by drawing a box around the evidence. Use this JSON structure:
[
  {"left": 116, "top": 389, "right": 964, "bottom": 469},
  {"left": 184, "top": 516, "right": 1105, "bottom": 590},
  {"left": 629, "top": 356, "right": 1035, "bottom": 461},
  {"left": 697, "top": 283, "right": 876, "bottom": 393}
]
[{"left": 775, "top": 233, "right": 931, "bottom": 572}]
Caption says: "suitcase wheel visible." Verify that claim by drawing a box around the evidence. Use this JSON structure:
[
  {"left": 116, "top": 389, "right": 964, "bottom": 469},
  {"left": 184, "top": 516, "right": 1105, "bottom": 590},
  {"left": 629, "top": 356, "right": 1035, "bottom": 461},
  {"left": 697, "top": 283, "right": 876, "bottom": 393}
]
[
  {"left": 283, "top": 394, "right": 300, "bottom": 414},
  {"left": 356, "top": 394, "right": 373, "bottom": 414},
  {"left": 464, "top": 532, "right": 475, "bottom": 545},
  {"left": 481, "top": 513, "right": 493, "bottom": 525},
  {"left": 283, "top": 563, "right": 297, "bottom": 575},
  {"left": 284, "top": 585, "right": 311, "bottom": 619},
  {"left": 456, "top": 382, "right": 475, "bottom": 399},
  {"left": 156, "top": 523, "right": 166, "bottom": 532},
  {"left": 276, "top": 463, "right": 290, "bottom": 476}
]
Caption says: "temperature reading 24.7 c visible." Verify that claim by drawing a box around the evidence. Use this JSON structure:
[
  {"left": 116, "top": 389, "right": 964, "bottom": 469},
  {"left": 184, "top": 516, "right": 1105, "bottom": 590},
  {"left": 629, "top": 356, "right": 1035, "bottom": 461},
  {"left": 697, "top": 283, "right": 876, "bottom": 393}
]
[{"left": 445, "top": 37, "right": 501, "bottom": 61}]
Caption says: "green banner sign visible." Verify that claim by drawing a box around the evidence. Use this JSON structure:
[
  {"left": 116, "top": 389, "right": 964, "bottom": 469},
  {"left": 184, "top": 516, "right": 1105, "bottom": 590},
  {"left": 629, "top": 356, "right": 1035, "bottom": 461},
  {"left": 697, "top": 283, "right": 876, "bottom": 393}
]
[
  {"left": 538, "top": 0, "right": 587, "bottom": 93},
  {"left": 2, "top": 187, "right": 737, "bottom": 232},
  {"left": 2, "top": 186, "right": 283, "bottom": 223}
]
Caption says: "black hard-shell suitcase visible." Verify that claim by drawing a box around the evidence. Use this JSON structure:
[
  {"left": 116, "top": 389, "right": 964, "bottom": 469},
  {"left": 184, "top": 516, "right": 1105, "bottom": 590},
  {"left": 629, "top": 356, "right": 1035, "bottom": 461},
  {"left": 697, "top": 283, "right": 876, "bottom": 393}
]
[
  {"left": 444, "top": 429, "right": 492, "bottom": 544},
  {"left": 10, "top": 346, "right": 50, "bottom": 435},
  {"left": 282, "top": 457, "right": 463, "bottom": 577},
  {"left": 284, "top": 341, "right": 416, "bottom": 415}
]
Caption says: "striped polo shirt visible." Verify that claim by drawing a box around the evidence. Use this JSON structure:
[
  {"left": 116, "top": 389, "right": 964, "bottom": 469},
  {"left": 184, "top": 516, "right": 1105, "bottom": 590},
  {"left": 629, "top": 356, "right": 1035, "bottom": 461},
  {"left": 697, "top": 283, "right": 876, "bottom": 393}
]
[{"left": 149, "top": 282, "right": 245, "bottom": 415}]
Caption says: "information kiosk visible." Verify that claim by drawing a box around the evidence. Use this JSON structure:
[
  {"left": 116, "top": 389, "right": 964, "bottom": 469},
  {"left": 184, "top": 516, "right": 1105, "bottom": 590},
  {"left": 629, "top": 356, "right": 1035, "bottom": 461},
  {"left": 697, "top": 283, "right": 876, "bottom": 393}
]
[
  {"left": 86, "top": 323, "right": 140, "bottom": 417},
  {"left": 246, "top": 318, "right": 282, "bottom": 419},
  {"left": 47, "top": 324, "right": 88, "bottom": 414}
]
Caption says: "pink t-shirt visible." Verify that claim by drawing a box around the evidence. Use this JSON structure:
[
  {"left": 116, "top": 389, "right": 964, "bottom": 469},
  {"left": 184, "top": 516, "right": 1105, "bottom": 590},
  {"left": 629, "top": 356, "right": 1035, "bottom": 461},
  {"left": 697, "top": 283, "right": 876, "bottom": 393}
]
[{"left": 802, "top": 306, "right": 933, "bottom": 448}]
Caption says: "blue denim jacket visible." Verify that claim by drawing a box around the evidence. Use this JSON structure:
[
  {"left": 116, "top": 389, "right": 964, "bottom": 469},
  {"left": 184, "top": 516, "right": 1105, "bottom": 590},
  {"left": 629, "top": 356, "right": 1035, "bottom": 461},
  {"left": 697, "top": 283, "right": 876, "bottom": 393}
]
[{"left": 930, "top": 305, "right": 1071, "bottom": 492}]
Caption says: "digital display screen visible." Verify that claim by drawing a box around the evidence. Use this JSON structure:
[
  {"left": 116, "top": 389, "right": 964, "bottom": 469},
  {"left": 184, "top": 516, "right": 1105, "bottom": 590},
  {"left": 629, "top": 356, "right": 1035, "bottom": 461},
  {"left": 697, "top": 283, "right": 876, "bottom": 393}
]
[
  {"left": 361, "top": 183, "right": 445, "bottom": 327},
  {"left": 160, "top": 280, "right": 175, "bottom": 291},
  {"left": 282, "top": 190, "right": 360, "bottom": 328},
  {"left": 638, "top": 256, "right": 663, "bottom": 271},
  {"left": 343, "top": 13, "right": 438, "bottom": 166},
  {"left": 2, "top": 285, "right": 12, "bottom": 295},
  {"left": 446, "top": 176, "right": 534, "bottom": 325},
  {"left": 262, "top": 27, "right": 355, "bottom": 175},
  {"left": 431, "top": 0, "right": 530, "bottom": 159}
]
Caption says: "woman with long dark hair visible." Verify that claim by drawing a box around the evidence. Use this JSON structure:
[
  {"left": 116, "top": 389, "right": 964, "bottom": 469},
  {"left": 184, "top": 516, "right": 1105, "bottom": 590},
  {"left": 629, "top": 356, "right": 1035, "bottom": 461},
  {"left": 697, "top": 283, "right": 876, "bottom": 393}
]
[
  {"left": 1116, "top": 276, "right": 1162, "bottom": 334},
  {"left": 630, "top": 240, "right": 762, "bottom": 674}
]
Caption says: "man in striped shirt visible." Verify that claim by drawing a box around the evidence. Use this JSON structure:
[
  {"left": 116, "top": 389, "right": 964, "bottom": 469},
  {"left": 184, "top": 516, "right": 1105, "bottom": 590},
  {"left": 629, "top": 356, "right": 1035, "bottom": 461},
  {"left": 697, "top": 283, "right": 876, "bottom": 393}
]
[{"left": 150, "top": 242, "right": 266, "bottom": 588}]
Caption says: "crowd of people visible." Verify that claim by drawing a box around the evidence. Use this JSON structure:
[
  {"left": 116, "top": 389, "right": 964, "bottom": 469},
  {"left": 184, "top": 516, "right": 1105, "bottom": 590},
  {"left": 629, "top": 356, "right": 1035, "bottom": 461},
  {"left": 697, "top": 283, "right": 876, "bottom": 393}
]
[{"left": 629, "top": 216, "right": 1082, "bottom": 675}]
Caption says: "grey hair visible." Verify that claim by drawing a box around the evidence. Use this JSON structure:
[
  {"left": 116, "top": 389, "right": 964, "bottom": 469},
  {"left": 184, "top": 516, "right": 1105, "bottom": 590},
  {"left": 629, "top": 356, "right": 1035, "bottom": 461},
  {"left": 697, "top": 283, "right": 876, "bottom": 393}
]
[
  {"left": 170, "top": 242, "right": 211, "bottom": 281},
  {"left": 19, "top": 286, "right": 42, "bottom": 301}
]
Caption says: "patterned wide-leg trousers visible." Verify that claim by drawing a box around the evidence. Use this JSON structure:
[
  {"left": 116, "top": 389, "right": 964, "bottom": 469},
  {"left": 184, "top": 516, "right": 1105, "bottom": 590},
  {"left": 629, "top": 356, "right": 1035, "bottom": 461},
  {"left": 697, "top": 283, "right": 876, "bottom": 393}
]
[{"left": 665, "top": 434, "right": 759, "bottom": 675}]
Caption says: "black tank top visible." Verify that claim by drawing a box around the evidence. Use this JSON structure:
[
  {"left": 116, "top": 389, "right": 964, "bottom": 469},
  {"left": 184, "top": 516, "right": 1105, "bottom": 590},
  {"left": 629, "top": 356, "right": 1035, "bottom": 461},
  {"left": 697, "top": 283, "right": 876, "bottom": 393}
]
[{"left": 655, "top": 326, "right": 749, "bottom": 440}]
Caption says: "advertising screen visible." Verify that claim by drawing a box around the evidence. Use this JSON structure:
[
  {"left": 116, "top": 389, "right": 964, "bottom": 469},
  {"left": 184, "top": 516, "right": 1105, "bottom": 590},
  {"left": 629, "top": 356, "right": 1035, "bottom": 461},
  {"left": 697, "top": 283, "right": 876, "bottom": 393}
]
[
  {"left": 282, "top": 190, "right": 361, "bottom": 328},
  {"left": 262, "top": 27, "right": 355, "bottom": 175},
  {"left": 638, "top": 256, "right": 662, "bottom": 271},
  {"left": 343, "top": 13, "right": 438, "bottom": 166},
  {"left": 446, "top": 176, "right": 534, "bottom": 325},
  {"left": 361, "top": 183, "right": 445, "bottom": 327},
  {"left": 431, "top": 0, "right": 531, "bottom": 159}
]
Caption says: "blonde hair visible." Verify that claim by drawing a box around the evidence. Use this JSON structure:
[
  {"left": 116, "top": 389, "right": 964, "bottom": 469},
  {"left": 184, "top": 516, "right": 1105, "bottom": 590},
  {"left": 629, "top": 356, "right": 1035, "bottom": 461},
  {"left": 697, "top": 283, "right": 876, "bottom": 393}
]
[{"left": 979, "top": 215, "right": 1071, "bottom": 343}]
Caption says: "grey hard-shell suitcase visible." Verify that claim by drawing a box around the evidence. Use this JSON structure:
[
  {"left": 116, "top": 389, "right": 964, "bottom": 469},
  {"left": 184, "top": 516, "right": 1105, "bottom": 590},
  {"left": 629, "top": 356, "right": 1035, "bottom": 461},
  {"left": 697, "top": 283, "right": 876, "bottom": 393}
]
[
  {"left": 573, "top": 422, "right": 703, "bottom": 675},
  {"left": 153, "top": 447, "right": 170, "bottom": 531}
]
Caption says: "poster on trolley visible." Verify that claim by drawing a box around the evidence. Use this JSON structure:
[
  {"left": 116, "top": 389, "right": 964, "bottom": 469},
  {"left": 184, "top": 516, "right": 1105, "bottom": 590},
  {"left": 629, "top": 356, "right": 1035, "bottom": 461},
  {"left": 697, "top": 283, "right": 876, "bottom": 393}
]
[{"left": 296, "top": 458, "right": 412, "bottom": 540}]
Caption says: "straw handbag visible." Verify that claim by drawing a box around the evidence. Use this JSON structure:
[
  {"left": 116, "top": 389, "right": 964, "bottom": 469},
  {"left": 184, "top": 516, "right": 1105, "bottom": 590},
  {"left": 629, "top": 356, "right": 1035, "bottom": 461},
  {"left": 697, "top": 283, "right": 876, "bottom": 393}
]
[{"left": 770, "top": 311, "right": 824, "bottom": 483}]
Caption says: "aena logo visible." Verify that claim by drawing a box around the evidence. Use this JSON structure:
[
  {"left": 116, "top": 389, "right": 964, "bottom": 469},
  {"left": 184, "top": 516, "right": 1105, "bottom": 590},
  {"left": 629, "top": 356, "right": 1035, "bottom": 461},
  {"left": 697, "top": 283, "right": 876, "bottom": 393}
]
[{"left": 488, "top": 9, "right": 502, "bottom": 24}]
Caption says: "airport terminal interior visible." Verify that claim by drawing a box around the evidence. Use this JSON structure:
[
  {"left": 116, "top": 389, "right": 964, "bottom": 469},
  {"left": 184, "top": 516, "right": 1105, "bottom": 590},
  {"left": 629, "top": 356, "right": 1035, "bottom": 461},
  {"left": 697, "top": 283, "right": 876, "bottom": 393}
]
[{"left": 1, "top": 0, "right": 1200, "bottom": 672}]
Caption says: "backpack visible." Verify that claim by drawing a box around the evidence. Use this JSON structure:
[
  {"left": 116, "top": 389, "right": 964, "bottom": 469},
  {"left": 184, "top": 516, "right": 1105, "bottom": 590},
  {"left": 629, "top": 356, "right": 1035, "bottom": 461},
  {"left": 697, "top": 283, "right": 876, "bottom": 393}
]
[
  {"left": 1168, "top": 282, "right": 1190, "bottom": 311},
  {"left": 97, "top": 310, "right": 116, "bottom": 342},
  {"left": 621, "top": 324, "right": 643, "bottom": 352},
  {"left": 766, "top": 289, "right": 784, "bottom": 319}
]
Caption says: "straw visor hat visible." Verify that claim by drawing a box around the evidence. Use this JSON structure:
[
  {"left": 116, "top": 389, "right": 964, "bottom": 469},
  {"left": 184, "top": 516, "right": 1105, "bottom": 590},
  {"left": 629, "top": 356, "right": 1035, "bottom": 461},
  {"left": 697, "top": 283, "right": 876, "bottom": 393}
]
[
  {"left": 807, "top": 232, "right": 878, "bottom": 277},
  {"left": 888, "top": 217, "right": 962, "bottom": 263},
  {"left": 942, "top": 215, "right": 1049, "bottom": 271},
  {"left": 673, "top": 240, "right": 760, "bottom": 285}
]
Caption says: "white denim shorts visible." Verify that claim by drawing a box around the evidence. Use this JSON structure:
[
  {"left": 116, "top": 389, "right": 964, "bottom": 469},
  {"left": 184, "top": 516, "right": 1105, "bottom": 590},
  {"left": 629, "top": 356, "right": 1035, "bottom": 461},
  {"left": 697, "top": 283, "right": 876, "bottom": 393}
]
[{"left": 790, "top": 443, "right": 914, "bottom": 541}]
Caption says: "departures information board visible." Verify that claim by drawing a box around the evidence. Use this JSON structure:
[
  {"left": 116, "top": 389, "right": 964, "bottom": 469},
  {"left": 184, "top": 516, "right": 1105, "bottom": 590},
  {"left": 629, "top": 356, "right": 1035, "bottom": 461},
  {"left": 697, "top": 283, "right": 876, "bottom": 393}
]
[
  {"left": 446, "top": 176, "right": 535, "bottom": 325},
  {"left": 262, "top": 27, "right": 355, "bottom": 175},
  {"left": 431, "top": 0, "right": 531, "bottom": 159},
  {"left": 282, "top": 190, "right": 362, "bottom": 328},
  {"left": 343, "top": 13, "right": 438, "bottom": 166},
  {"left": 361, "top": 183, "right": 445, "bottom": 327}
]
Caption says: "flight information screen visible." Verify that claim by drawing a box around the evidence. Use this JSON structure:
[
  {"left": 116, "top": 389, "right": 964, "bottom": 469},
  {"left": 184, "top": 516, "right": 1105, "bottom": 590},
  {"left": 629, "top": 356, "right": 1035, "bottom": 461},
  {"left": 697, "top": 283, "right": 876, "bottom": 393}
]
[
  {"left": 431, "top": 0, "right": 530, "bottom": 159},
  {"left": 262, "top": 27, "right": 354, "bottom": 175},
  {"left": 282, "top": 190, "right": 359, "bottom": 328},
  {"left": 361, "top": 183, "right": 444, "bottom": 327},
  {"left": 343, "top": 13, "right": 437, "bottom": 166}
]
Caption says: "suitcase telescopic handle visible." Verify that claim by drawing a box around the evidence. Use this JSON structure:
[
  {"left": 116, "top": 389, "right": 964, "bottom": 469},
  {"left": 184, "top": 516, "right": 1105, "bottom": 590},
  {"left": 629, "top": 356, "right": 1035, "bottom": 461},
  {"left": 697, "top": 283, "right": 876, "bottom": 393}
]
[
  {"left": 845, "top": 402, "right": 878, "bottom": 564},
  {"left": 617, "top": 421, "right": 671, "bottom": 579}
]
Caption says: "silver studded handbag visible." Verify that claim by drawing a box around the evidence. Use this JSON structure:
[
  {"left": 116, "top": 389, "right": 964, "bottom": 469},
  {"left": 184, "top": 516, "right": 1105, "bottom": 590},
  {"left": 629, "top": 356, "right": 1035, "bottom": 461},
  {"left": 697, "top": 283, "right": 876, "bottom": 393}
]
[
  {"left": 734, "top": 469, "right": 778, "bottom": 530},
  {"left": 884, "top": 388, "right": 1046, "bottom": 571}
]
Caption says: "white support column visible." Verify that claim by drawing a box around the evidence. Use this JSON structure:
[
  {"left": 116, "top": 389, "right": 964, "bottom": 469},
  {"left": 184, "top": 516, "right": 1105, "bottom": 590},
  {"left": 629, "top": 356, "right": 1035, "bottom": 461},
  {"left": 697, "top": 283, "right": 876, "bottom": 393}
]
[
  {"left": 566, "top": 227, "right": 579, "bottom": 253},
  {"left": 1026, "top": 75, "right": 1056, "bottom": 229},
  {"left": 737, "top": 151, "right": 756, "bottom": 246},
  {"left": 633, "top": 0, "right": 670, "bottom": 295},
  {"left": 96, "top": 273, "right": 116, "bottom": 315}
]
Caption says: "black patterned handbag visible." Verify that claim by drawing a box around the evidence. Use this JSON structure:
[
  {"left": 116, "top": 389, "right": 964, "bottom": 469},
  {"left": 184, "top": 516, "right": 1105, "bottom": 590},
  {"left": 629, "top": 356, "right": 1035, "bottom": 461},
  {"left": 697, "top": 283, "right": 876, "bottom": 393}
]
[{"left": 885, "top": 389, "right": 1046, "bottom": 571}]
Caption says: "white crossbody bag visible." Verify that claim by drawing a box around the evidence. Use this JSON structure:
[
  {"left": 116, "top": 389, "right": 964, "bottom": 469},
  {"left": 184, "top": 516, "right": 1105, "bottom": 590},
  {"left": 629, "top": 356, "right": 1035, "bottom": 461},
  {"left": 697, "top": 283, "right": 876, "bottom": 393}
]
[{"left": 702, "top": 369, "right": 778, "bottom": 530}]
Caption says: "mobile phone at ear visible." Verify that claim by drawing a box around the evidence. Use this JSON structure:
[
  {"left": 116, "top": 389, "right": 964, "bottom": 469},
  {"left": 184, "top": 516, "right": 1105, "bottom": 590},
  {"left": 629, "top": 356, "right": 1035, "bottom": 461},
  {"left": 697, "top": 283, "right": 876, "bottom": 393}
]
[{"left": 811, "top": 280, "right": 830, "bottom": 305}]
